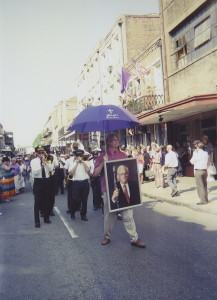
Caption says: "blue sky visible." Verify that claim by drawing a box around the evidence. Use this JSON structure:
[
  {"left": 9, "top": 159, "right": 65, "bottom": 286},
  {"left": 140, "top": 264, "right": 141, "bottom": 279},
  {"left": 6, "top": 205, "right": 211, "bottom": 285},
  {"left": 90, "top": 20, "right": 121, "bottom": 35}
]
[{"left": 0, "top": 0, "right": 159, "bottom": 146}]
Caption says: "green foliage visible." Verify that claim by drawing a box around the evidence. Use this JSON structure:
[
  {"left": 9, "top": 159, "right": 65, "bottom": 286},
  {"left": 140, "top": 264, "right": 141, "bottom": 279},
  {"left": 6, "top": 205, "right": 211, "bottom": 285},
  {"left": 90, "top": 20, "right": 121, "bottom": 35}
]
[{"left": 32, "top": 133, "right": 43, "bottom": 148}]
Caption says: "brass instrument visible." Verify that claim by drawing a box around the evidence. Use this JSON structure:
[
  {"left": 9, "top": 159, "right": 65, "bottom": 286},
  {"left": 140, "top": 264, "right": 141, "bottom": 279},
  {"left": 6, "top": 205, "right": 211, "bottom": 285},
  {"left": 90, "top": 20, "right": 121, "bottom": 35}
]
[
  {"left": 65, "top": 171, "right": 73, "bottom": 186},
  {"left": 42, "top": 154, "right": 54, "bottom": 176},
  {"left": 44, "top": 154, "right": 54, "bottom": 163}
]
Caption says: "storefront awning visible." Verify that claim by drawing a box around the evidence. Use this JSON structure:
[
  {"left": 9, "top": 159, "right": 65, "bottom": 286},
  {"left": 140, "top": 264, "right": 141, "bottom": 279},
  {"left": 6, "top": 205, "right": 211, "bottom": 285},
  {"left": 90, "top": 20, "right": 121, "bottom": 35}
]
[
  {"left": 64, "top": 131, "right": 75, "bottom": 138},
  {"left": 138, "top": 94, "right": 217, "bottom": 124}
]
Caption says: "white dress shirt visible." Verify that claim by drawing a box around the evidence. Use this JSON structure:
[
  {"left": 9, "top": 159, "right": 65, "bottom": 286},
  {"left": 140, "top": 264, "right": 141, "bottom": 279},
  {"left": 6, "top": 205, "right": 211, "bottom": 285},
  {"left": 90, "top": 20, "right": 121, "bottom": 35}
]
[
  {"left": 190, "top": 149, "right": 208, "bottom": 170},
  {"left": 57, "top": 157, "right": 66, "bottom": 169},
  {"left": 30, "top": 157, "right": 54, "bottom": 178},
  {"left": 165, "top": 150, "right": 178, "bottom": 168},
  {"left": 65, "top": 158, "right": 91, "bottom": 181}
]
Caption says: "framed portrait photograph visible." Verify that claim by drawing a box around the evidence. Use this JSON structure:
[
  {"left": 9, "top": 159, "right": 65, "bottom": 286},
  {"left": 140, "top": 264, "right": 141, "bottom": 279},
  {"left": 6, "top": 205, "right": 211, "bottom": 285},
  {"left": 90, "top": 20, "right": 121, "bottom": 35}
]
[{"left": 104, "top": 158, "right": 142, "bottom": 213}]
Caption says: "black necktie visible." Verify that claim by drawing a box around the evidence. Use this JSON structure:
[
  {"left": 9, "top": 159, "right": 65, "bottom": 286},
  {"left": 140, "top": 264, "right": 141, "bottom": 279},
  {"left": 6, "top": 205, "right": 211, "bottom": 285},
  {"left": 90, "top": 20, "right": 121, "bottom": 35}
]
[{"left": 41, "top": 159, "right": 46, "bottom": 179}]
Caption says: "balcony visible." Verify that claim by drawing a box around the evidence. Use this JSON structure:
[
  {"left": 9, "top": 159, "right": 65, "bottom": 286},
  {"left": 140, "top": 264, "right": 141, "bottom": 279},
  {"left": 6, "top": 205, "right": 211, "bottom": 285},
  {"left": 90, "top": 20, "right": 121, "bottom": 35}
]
[{"left": 124, "top": 95, "right": 164, "bottom": 115}]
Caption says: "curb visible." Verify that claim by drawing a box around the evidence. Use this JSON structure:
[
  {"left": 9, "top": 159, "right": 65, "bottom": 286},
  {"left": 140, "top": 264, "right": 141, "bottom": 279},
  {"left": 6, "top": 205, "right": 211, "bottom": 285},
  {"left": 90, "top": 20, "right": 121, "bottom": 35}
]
[{"left": 142, "top": 192, "right": 217, "bottom": 215}]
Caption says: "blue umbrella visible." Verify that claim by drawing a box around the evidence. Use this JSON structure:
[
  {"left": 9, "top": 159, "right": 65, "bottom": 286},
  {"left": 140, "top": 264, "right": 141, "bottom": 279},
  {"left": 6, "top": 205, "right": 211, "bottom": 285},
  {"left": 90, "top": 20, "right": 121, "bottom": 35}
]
[{"left": 67, "top": 105, "right": 140, "bottom": 133}]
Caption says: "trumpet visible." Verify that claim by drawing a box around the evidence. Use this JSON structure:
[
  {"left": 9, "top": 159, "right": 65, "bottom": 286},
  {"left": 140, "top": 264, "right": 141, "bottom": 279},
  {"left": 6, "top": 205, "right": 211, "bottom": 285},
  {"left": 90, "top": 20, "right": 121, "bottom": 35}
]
[
  {"left": 41, "top": 154, "right": 54, "bottom": 176},
  {"left": 44, "top": 154, "right": 54, "bottom": 164}
]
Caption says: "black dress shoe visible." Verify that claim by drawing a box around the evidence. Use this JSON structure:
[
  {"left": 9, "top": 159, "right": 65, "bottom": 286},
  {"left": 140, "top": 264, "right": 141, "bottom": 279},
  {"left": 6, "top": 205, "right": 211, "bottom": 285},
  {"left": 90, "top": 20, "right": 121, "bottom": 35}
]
[
  {"left": 44, "top": 219, "right": 51, "bottom": 224},
  {"left": 71, "top": 213, "right": 75, "bottom": 220},
  {"left": 35, "top": 223, "right": 40, "bottom": 228},
  {"left": 81, "top": 216, "right": 88, "bottom": 221},
  {"left": 93, "top": 206, "right": 97, "bottom": 211},
  {"left": 50, "top": 211, "right": 55, "bottom": 216},
  {"left": 66, "top": 210, "right": 71, "bottom": 214},
  {"left": 40, "top": 212, "right": 44, "bottom": 217},
  {"left": 117, "top": 213, "right": 122, "bottom": 220}
]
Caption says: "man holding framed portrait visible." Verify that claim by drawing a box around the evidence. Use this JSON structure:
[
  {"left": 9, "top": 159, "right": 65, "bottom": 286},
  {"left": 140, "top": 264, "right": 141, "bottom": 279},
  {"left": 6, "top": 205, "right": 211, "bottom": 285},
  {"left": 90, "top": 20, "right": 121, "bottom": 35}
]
[{"left": 94, "top": 134, "right": 146, "bottom": 248}]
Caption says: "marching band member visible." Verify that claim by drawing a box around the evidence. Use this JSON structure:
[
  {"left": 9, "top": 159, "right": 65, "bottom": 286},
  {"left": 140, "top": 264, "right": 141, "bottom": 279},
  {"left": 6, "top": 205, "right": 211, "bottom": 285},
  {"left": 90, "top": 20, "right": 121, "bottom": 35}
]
[
  {"left": 30, "top": 146, "right": 54, "bottom": 228},
  {"left": 44, "top": 145, "right": 58, "bottom": 217},
  {"left": 65, "top": 149, "right": 93, "bottom": 221},
  {"left": 89, "top": 150, "right": 103, "bottom": 210},
  {"left": 55, "top": 153, "right": 66, "bottom": 195}
]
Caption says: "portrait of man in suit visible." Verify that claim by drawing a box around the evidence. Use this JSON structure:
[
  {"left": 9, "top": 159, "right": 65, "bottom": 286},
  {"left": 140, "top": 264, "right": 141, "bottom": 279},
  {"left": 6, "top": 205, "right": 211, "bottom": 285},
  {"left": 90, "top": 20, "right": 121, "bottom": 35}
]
[{"left": 105, "top": 159, "right": 142, "bottom": 212}]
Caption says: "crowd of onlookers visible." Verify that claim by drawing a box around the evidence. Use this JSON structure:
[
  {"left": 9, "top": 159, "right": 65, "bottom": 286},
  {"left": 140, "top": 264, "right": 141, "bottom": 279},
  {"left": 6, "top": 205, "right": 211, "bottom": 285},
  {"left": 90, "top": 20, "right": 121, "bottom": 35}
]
[
  {"left": 0, "top": 134, "right": 216, "bottom": 216},
  {"left": 119, "top": 134, "right": 215, "bottom": 189}
]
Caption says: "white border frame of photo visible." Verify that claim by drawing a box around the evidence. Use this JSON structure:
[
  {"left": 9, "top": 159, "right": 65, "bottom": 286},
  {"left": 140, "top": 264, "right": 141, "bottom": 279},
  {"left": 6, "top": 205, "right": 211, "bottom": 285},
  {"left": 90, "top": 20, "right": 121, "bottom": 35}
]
[{"left": 104, "top": 157, "right": 142, "bottom": 213}]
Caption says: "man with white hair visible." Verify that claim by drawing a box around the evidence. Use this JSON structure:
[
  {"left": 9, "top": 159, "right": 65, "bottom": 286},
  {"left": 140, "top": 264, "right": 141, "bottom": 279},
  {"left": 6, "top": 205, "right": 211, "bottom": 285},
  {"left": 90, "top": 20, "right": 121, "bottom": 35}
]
[
  {"left": 111, "top": 165, "right": 140, "bottom": 209},
  {"left": 165, "top": 145, "right": 179, "bottom": 197}
]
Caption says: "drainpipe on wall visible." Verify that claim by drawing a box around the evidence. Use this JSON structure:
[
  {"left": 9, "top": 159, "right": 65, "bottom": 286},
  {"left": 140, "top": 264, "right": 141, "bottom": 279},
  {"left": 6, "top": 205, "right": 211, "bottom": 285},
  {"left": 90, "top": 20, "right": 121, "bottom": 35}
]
[{"left": 159, "top": 0, "right": 170, "bottom": 104}]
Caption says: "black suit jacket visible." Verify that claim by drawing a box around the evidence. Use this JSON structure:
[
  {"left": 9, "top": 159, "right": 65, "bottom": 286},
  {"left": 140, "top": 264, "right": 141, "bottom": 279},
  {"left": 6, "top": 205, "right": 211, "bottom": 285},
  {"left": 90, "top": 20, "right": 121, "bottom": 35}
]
[{"left": 110, "top": 180, "right": 140, "bottom": 210}]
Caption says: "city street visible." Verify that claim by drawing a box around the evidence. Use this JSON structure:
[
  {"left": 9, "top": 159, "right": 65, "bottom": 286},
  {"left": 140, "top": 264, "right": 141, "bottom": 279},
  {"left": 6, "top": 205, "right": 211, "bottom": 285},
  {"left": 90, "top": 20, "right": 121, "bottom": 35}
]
[{"left": 1, "top": 183, "right": 217, "bottom": 300}]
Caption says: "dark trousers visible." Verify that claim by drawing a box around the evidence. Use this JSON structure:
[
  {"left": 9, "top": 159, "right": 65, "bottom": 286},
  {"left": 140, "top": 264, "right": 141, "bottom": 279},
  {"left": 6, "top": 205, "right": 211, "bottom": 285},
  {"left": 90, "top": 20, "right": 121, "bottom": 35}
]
[
  {"left": 195, "top": 170, "right": 208, "bottom": 203},
  {"left": 69, "top": 180, "right": 89, "bottom": 216},
  {"left": 55, "top": 169, "right": 64, "bottom": 194},
  {"left": 33, "top": 178, "right": 50, "bottom": 223},
  {"left": 48, "top": 175, "right": 56, "bottom": 213},
  {"left": 91, "top": 176, "right": 103, "bottom": 208},
  {"left": 143, "top": 165, "right": 150, "bottom": 181}
]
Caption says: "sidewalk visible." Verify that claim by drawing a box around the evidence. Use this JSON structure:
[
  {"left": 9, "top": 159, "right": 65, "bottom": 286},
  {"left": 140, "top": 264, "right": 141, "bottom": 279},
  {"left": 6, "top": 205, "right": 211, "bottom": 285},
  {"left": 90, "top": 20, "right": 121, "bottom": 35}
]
[{"left": 141, "top": 176, "right": 217, "bottom": 215}]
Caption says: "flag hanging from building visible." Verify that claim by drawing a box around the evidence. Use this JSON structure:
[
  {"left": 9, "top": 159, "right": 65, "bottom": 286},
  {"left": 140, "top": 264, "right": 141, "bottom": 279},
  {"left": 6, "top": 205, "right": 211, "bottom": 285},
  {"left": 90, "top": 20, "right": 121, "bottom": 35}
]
[
  {"left": 131, "top": 59, "right": 150, "bottom": 79},
  {"left": 120, "top": 67, "right": 131, "bottom": 94}
]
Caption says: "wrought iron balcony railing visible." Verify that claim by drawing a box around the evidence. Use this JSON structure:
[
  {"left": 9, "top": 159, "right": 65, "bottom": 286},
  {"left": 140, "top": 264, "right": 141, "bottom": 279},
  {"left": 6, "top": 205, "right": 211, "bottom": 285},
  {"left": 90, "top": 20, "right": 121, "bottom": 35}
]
[{"left": 124, "top": 95, "right": 164, "bottom": 115}]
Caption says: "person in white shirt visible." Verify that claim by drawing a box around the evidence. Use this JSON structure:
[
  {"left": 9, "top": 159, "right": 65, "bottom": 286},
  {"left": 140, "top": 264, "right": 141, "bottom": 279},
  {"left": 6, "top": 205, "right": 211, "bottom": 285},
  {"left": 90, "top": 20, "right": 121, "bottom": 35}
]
[
  {"left": 64, "top": 149, "right": 93, "bottom": 221},
  {"left": 55, "top": 153, "right": 66, "bottom": 195},
  {"left": 165, "top": 145, "right": 179, "bottom": 197},
  {"left": 44, "top": 145, "right": 58, "bottom": 217},
  {"left": 190, "top": 140, "right": 208, "bottom": 205},
  {"left": 30, "top": 146, "right": 54, "bottom": 227}
]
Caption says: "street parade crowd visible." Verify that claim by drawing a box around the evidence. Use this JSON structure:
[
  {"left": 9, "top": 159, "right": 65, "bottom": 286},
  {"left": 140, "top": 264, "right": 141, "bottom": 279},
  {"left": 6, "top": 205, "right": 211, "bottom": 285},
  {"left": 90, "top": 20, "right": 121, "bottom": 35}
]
[{"left": 0, "top": 134, "right": 216, "bottom": 247}]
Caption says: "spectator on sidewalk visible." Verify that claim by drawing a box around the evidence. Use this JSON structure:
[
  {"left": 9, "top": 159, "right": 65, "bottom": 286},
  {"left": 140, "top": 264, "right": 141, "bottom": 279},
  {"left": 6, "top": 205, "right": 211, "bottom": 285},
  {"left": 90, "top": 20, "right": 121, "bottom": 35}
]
[
  {"left": 174, "top": 141, "right": 187, "bottom": 177},
  {"left": 190, "top": 140, "right": 208, "bottom": 205},
  {"left": 0, "top": 157, "right": 16, "bottom": 202},
  {"left": 152, "top": 146, "right": 164, "bottom": 189},
  {"left": 10, "top": 157, "right": 21, "bottom": 195},
  {"left": 201, "top": 135, "right": 215, "bottom": 182},
  {"left": 143, "top": 147, "right": 150, "bottom": 182},
  {"left": 165, "top": 145, "right": 179, "bottom": 197},
  {"left": 136, "top": 146, "right": 144, "bottom": 184}
]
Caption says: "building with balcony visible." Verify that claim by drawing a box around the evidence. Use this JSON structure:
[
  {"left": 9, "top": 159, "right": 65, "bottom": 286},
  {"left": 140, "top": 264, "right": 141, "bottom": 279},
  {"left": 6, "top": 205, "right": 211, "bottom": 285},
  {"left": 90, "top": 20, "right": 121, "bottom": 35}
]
[
  {"left": 139, "top": 0, "right": 217, "bottom": 147},
  {"left": 124, "top": 38, "right": 166, "bottom": 146},
  {"left": 41, "top": 96, "right": 78, "bottom": 153},
  {"left": 0, "top": 123, "right": 15, "bottom": 156},
  {"left": 76, "top": 14, "right": 160, "bottom": 147}
]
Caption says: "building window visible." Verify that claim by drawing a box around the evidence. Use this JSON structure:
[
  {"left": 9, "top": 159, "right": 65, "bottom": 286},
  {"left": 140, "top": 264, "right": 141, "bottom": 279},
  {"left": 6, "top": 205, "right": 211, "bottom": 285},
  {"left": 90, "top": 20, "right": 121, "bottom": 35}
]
[
  {"left": 175, "top": 35, "right": 187, "bottom": 69},
  {"left": 194, "top": 17, "right": 211, "bottom": 48}
]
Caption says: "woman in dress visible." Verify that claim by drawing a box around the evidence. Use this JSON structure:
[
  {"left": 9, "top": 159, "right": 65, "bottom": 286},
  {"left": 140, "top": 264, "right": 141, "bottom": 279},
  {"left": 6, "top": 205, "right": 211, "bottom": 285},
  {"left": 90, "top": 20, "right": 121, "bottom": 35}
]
[
  {"left": 136, "top": 146, "right": 144, "bottom": 184},
  {"left": 17, "top": 158, "right": 26, "bottom": 193},
  {"left": 152, "top": 147, "right": 164, "bottom": 189},
  {"left": 0, "top": 157, "right": 16, "bottom": 202}
]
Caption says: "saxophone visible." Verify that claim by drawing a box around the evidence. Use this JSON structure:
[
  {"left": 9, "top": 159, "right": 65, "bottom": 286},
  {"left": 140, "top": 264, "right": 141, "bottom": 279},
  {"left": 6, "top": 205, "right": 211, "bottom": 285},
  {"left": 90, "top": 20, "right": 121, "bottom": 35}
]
[{"left": 65, "top": 170, "right": 73, "bottom": 186}]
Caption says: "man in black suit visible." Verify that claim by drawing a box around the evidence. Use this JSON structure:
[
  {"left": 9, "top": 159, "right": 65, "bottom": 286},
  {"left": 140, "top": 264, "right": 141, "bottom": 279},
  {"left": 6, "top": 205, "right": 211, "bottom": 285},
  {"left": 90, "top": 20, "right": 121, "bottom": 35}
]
[{"left": 111, "top": 165, "right": 140, "bottom": 210}]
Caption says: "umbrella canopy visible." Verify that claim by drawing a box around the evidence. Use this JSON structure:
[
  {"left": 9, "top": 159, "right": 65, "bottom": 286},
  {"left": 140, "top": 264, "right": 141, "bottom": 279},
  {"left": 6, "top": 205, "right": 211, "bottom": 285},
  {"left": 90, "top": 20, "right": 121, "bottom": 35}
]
[{"left": 67, "top": 105, "right": 141, "bottom": 133}]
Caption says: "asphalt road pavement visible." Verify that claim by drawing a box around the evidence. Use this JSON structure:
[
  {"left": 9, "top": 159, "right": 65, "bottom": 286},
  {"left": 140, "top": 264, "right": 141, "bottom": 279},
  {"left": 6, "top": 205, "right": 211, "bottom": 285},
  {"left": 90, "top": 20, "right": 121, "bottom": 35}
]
[{"left": 1, "top": 182, "right": 217, "bottom": 300}]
